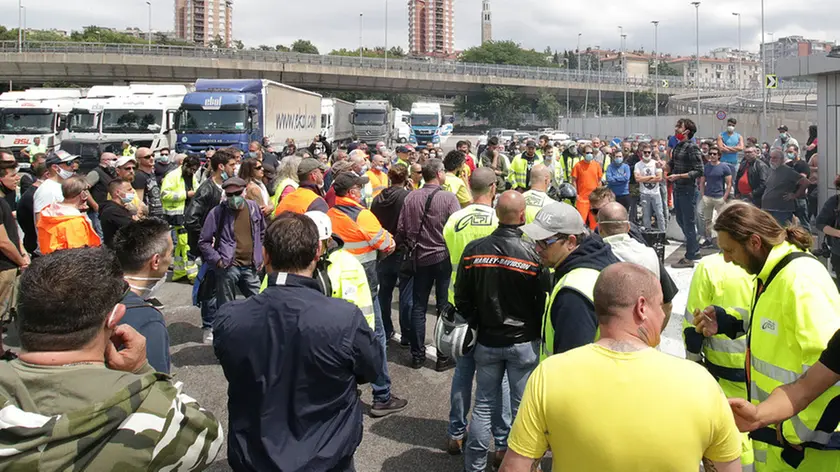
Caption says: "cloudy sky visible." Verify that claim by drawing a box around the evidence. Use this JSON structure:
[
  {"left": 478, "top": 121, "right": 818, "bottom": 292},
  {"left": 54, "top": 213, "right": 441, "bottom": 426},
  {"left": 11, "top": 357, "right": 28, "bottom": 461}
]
[{"left": 2, "top": 0, "right": 838, "bottom": 57}]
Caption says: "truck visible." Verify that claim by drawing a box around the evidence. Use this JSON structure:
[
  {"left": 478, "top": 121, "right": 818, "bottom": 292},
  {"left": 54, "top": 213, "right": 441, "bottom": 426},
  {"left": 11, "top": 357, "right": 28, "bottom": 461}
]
[
  {"left": 408, "top": 102, "right": 452, "bottom": 147},
  {"left": 65, "top": 86, "right": 131, "bottom": 142},
  {"left": 176, "top": 79, "right": 321, "bottom": 156},
  {"left": 351, "top": 100, "right": 393, "bottom": 147},
  {"left": 0, "top": 88, "right": 84, "bottom": 166},
  {"left": 98, "top": 84, "right": 189, "bottom": 151},
  {"left": 393, "top": 109, "right": 411, "bottom": 144},
  {"left": 320, "top": 97, "right": 354, "bottom": 145}
]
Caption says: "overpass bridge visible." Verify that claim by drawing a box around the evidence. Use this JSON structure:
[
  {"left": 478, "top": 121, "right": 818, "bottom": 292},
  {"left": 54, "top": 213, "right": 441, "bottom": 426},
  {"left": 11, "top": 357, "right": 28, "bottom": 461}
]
[{"left": 2, "top": 41, "right": 714, "bottom": 98}]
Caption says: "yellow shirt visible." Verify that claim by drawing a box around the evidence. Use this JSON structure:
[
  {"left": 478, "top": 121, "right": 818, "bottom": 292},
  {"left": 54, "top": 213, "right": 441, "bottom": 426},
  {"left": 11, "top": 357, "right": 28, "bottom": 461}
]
[
  {"left": 443, "top": 173, "right": 472, "bottom": 207},
  {"left": 509, "top": 344, "right": 741, "bottom": 471}
]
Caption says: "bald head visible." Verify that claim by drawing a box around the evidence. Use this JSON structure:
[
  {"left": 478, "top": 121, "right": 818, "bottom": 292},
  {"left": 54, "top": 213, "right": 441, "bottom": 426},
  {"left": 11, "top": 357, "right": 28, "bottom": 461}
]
[
  {"left": 594, "top": 262, "right": 662, "bottom": 323},
  {"left": 496, "top": 190, "right": 525, "bottom": 226},
  {"left": 529, "top": 164, "right": 551, "bottom": 192},
  {"left": 135, "top": 147, "right": 151, "bottom": 159},
  {"left": 597, "top": 202, "right": 630, "bottom": 237},
  {"left": 470, "top": 167, "right": 497, "bottom": 198},
  {"left": 100, "top": 152, "right": 117, "bottom": 167}
]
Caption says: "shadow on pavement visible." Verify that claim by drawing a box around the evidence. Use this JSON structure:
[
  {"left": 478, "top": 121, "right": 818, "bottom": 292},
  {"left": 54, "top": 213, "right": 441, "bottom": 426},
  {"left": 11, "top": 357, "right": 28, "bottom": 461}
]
[
  {"left": 369, "top": 415, "right": 449, "bottom": 449},
  {"left": 168, "top": 321, "right": 204, "bottom": 346},
  {"left": 380, "top": 447, "right": 460, "bottom": 472},
  {"left": 171, "top": 344, "right": 219, "bottom": 367}
]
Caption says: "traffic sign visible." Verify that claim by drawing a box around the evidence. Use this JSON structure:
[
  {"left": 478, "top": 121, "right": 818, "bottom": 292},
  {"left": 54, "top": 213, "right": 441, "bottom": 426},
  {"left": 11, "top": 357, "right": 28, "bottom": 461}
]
[
  {"left": 716, "top": 110, "right": 727, "bottom": 121},
  {"left": 766, "top": 74, "right": 778, "bottom": 89},
  {"left": 661, "top": 79, "right": 669, "bottom": 88}
]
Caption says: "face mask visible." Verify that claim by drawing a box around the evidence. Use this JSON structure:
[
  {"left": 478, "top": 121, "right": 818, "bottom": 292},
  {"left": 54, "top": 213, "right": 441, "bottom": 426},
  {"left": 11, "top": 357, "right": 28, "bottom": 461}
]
[
  {"left": 659, "top": 145, "right": 665, "bottom": 151},
  {"left": 108, "top": 160, "right": 117, "bottom": 168},
  {"left": 57, "top": 167, "right": 74, "bottom": 180},
  {"left": 248, "top": 151, "right": 259, "bottom": 159},
  {"left": 584, "top": 153, "right": 594, "bottom": 162},
  {"left": 780, "top": 134, "right": 788, "bottom": 141},
  {"left": 675, "top": 132, "right": 686, "bottom": 142},
  {"left": 702, "top": 149, "right": 709, "bottom": 156},
  {"left": 227, "top": 195, "right": 246, "bottom": 210},
  {"left": 156, "top": 153, "right": 171, "bottom": 164},
  {"left": 121, "top": 192, "right": 135, "bottom": 204},
  {"left": 360, "top": 165, "right": 370, "bottom": 174},
  {"left": 642, "top": 155, "right": 652, "bottom": 162},
  {"left": 786, "top": 152, "right": 796, "bottom": 159},
  {"left": 614, "top": 157, "right": 624, "bottom": 165},
  {"left": 221, "top": 171, "right": 230, "bottom": 181},
  {"left": 429, "top": 153, "right": 436, "bottom": 159},
  {"left": 125, "top": 274, "right": 167, "bottom": 300},
  {"left": 726, "top": 126, "right": 735, "bottom": 133}
]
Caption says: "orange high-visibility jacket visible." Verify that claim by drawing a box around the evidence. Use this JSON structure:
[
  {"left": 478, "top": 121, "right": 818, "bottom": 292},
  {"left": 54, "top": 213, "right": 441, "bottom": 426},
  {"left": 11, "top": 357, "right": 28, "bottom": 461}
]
[
  {"left": 328, "top": 196, "right": 395, "bottom": 264},
  {"left": 37, "top": 205, "right": 101, "bottom": 255}
]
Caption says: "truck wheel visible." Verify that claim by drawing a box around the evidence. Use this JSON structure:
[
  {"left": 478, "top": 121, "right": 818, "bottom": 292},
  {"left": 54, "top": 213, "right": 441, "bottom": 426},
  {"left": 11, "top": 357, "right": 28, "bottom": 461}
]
[{"left": 399, "top": 137, "right": 407, "bottom": 144}]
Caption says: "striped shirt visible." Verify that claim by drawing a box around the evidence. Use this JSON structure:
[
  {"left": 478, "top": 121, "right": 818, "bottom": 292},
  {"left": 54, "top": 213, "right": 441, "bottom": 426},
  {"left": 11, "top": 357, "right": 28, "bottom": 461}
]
[{"left": 397, "top": 184, "right": 461, "bottom": 267}]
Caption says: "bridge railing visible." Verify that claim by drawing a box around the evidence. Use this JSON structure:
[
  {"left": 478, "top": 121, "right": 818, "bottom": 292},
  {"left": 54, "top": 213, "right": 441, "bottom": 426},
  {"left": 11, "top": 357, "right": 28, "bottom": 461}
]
[{"left": 0, "top": 40, "right": 703, "bottom": 89}]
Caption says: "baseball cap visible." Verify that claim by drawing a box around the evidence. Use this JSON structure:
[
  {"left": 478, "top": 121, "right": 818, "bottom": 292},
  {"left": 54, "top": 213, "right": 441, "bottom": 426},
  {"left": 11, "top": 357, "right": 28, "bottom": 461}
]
[
  {"left": 45, "top": 150, "right": 79, "bottom": 167},
  {"left": 298, "top": 158, "right": 328, "bottom": 176},
  {"left": 778, "top": 125, "right": 789, "bottom": 132},
  {"left": 520, "top": 202, "right": 587, "bottom": 241},
  {"left": 114, "top": 155, "right": 136, "bottom": 168},
  {"left": 221, "top": 177, "right": 247, "bottom": 192},
  {"left": 396, "top": 145, "right": 412, "bottom": 154},
  {"left": 304, "top": 211, "right": 333, "bottom": 241},
  {"left": 526, "top": 140, "right": 537, "bottom": 148},
  {"left": 333, "top": 172, "right": 369, "bottom": 196}
]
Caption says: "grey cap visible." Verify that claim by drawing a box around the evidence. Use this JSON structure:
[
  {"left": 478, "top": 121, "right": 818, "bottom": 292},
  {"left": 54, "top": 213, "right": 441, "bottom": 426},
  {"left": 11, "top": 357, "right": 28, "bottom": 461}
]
[
  {"left": 298, "top": 157, "right": 328, "bottom": 176},
  {"left": 520, "top": 202, "right": 587, "bottom": 241},
  {"left": 221, "top": 177, "right": 247, "bottom": 191}
]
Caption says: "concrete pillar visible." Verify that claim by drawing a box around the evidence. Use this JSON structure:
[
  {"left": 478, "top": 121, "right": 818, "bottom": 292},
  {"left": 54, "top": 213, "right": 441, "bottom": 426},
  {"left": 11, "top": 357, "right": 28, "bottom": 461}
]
[{"left": 817, "top": 74, "right": 838, "bottom": 208}]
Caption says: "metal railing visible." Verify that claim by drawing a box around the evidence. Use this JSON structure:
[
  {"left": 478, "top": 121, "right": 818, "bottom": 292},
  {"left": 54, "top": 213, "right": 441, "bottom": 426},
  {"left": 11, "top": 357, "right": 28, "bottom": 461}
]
[{"left": 2, "top": 40, "right": 703, "bottom": 89}]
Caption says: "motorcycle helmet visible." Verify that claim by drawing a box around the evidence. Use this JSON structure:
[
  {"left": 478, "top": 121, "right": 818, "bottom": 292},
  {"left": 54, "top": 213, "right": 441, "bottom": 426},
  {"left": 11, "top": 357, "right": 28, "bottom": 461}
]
[
  {"left": 434, "top": 305, "right": 476, "bottom": 359},
  {"left": 558, "top": 182, "right": 577, "bottom": 199}
]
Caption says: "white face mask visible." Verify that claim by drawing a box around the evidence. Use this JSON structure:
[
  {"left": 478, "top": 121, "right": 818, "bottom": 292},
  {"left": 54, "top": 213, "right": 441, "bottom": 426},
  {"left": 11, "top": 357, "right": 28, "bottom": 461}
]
[
  {"left": 57, "top": 167, "right": 74, "bottom": 180},
  {"left": 125, "top": 274, "right": 167, "bottom": 300},
  {"left": 726, "top": 126, "right": 735, "bottom": 133}
]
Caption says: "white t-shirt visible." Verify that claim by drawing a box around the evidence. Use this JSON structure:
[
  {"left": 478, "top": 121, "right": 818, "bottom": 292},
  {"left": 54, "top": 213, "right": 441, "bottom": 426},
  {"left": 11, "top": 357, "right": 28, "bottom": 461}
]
[
  {"left": 634, "top": 160, "right": 662, "bottom": 196},
  {"left": 33, "top": 179, "right": 64, "bottom": 216}
]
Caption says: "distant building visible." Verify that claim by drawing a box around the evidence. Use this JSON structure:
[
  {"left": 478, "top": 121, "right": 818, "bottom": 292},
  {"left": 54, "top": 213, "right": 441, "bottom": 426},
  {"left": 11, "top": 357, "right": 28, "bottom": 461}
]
[
  {"left": 174, "top": 0, "right": 233, "bottom": 47},
  {"left": 709, "top": 47, "right": 760, "bottom": 63},
  {"left": 761, "top": 35, "right": 835, "bottom": 73},
  {"left": 667, "top": 56, "right": 761, "bottom": 89},
  {"left": 481, "top": 0, "right": 492, "bottom": 45},
  {"left": 600, "top": 52, "right": 652, "bottom": 80},
  {"left": 409, "top": 0, "right": 455, "bottom": 58}
]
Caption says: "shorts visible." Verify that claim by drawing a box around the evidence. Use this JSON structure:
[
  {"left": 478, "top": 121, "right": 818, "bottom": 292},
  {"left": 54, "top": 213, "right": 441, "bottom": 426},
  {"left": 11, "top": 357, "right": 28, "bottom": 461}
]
[{"left": 0, "top": 268, "right": 19, "bottom": 322}]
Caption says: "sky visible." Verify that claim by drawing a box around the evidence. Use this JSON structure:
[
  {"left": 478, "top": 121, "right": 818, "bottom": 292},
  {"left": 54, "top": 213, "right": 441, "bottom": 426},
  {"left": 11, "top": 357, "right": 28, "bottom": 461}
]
[{"left": 1, "top": 0, "right": 838, "bottom": 57}]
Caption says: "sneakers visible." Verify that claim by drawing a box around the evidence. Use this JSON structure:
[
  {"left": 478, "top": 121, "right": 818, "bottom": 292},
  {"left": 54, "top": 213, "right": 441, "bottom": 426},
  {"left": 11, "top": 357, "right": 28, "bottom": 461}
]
[
  {"left": 370, "top": 395, "right": 409, "bottom": 418},
  {"left": 672, "top": 258, "right": 695, "bottom": 269},
  {"left": 435, "top": 357, "right": 456, "bottom": 372},
  {"left": 446, "top": 437, "right": 464, "bottom": 455},
  {"left": 699, "top": 239, "right": 715, "bottom": 249},
  {"left": 410, "top": 357, "right": 425, "bottom": 369},
  {"left": 202, "top": 328, "right": 214, "bottom": 344}
]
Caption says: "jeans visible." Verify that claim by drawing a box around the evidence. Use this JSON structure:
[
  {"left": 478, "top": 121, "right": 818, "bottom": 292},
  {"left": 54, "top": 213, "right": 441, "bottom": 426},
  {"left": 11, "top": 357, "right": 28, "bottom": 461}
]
[
  {"left": 767, "top": 210, "right": 794, "bottom": 226},
  {"left": 464, "top": 341, "right": 540, "bottom": 472},
  {"left": 660, "top": 183, "right": 670, "bottom": 228},
  {"left": 410, "top": 259, "right": 451, "bottom": 361},
  {"left": 674, "top": 187, "right": 700, "bottom": 260},
  {"left": 362, "top": 260, "right": 392, "bottom": 404},
  {"left": 88, "top": 211, "right": 103, "bottom": 239},
  {"left": 615, "top": 194, "right": 632, "bottom": 211},
  {"left": 447, "top": 349, "right": 511, "bottom": 446},
  {"left": 795, "top": 198, "right": 811, "bottom": 232},
  {"left": 694, "top": 188, "right": 705, "bottom": 241},
  {"left": 702, "top": 195, "right": 726, "bottom": 238},
  {"left": 639, "top": 193, "right": 665, "bottom": 231},
  {"left": 215, "top": 264, "right": 261, "bottom": 307},
  {"left": 377, "top": 253, "right": 414, "bottom": 339}
]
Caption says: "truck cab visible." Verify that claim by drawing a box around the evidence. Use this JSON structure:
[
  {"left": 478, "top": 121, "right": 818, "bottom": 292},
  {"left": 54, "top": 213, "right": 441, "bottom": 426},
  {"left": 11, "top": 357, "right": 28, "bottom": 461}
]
[
  {"left": 0, "top": 88, "right": 83, "bottom": 166},
  {"left": 97, "top": 84, "right": 187, "bottom": 152},
  {"left": 351, "top": 100, "right": 393, "bottom": 147},
  {"left": 65, "top": 86, "right": 131, "bottom": 143},
  {"left": 409, "top": 102, "right": 445, "bottom": 147},
  {"left": 393, "top": 109, "right": 411, "bottom": 144}
]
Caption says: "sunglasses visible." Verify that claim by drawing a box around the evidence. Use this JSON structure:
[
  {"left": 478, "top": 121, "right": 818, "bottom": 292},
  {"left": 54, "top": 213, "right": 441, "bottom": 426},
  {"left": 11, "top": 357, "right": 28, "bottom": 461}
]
[
  {"left": 643, "top": 151, "right": 652, "bottom": 155},
  {"left": 709, "top": 152, "right": 719, "bottom": 156},
  {"left": 122, "top": 166, "right": 136, "bottom": 171},
  {"left": 255, "top": 166, "right": 263, "bottom": 171},
  {"left": 536, "top": 235, "right": 562, "bottom": 250},
  {"left": 226, "top": 190, "right": 244, "bottom": 197}
]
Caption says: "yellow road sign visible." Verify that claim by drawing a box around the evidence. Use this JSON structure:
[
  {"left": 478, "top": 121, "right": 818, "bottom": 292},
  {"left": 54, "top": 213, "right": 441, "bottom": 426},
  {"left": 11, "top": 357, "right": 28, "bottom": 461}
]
[{"left": 766, "top": 74, "right": 778, "bottom": 89}]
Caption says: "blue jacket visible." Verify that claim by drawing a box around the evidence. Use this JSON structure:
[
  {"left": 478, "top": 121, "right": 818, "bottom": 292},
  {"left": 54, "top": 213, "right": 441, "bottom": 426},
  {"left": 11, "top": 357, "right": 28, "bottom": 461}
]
[
  {"left": 120, "top": 291, "right": 170, "bottom": 374},
  {"left": 199, "top": 200, "right": 266, "bottom": 269},
  {"left": 605, "top": 162, "right": 631, "bottom": 196},
  {"left": 213, "top": 272, "right": 381, "bottom": 472}
]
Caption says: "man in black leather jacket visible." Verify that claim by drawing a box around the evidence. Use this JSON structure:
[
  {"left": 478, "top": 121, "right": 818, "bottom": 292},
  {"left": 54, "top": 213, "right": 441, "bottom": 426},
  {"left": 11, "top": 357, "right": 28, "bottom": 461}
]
[{"left": 454, "top": 190, "right": 550, "bottom": 472}]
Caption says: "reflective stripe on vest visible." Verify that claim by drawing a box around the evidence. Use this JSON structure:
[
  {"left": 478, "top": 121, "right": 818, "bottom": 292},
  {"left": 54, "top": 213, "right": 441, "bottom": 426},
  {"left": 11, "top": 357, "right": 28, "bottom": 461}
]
[
  {"left": 510, "top": 154, "right": 543, "bottom": 189},
  {"left": 327, "top": 250, "right": 375, "bottom": 329},
  {"left": 541, "top": 267, "right": 600, "bottom": 361},
  {"left": 274, "top": 187, "right": 319, "bottom": 216}
]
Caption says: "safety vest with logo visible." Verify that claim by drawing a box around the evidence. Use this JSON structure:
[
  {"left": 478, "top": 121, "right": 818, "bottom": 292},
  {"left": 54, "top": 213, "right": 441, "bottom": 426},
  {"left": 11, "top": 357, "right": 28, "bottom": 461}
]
[
  {"left": 160, "top": 167, "right": 200, "bottom": 218},
  {"left": 541, "top": 267, "right": 601, "bottom": 361},
  {"left": 747, "top": 242, "right": 840, "bottom": 458},
  {"left": 365, "top": 169, "right": 389, "bottom": 203},
  {"left": 259, "top": 250, "right": 375, "bottom": 330},
  {"left": 270, "top": 178, "right": 298, "bottom": 212},
  {"left": 328, "top": 196, "right": 395, "bottom": 264},
  {"left": 274, "top": 186, "right": 321, "bottom": 217},
  {"left": 565, "top": 155, "right": 583, "bottom": 181},
  {"left": 522, "top": 190, "right": 552, "bottom": 224},
  {"left": 442, "top": 204, "right": 499, "bottom": 304},
  {"left": 509, "top": 154, "right": 543, "bottom": 190},
  {"left": 122, "top": 146, "right": 136, "bottom": 157}
]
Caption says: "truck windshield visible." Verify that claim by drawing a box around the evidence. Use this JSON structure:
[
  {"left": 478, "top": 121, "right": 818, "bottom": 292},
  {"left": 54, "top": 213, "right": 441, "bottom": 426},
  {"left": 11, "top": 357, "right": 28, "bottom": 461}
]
[
  {"left": 68, "top": 111, "right": 99, "bottom": 133},
  {"left": 101, "top": 109, "right": 163, "bottom": 134},
  {"left": 0, "top": 112, "right": 53, "bottom": 134},
  {"left": 176, "top": 109, "right": 248, "bottom": 133},
  {"left": 411, "top": 114, "right": 439, "bottom": 126},
  {"left": 353, "top": 111, "right": 386, "bottom": 126}
]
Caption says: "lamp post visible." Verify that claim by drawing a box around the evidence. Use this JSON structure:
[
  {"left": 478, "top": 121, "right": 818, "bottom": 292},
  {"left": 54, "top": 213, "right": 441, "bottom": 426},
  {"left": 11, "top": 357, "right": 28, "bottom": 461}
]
[
  {"left": 20, "top": 6, "right": 26, "bottom": 47},
  {"left": 577, "top": 33, "right": 582, "bottom": 80},
  {"left": 359, "top": 13, "right": 364, "bottom": 65},
  {"left": 619, "top": 26, "right": 627, "bottom": 136},
  {"left": 561, "top": 57, "right": 570, "bottom": 122},
  {"left": 691, "top": 1, "right": 701, "bottom": 125},
  {"left": 768, "top": 32, "right": 775, "bottom": 74},
  {"left": 760, "top": 0, "right": 767, "bottom": 142},
  {"left": 652, "top": 20, "right": 659, "bottom": 138},
  {"left": 17, "top": 0, "right": 22, "bottom": 53},
  {"left": 146, "top": 1, "right": 152, "bottom": 48},
  {"left": 732, "top": 12, "right": 741, "bottom": 91},
  {"left": 384, "top": 0, "right": 388, "bottom": 70},
  {"left": 596, "top": 45, "right": 602, "bottom": 135}
]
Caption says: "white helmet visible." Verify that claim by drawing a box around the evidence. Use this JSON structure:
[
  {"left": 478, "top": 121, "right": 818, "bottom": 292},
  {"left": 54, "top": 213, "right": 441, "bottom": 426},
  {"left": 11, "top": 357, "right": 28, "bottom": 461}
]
[
  {"left": 304, "top": 211, "right": 332, "bottom": 241},
  {"left": 434, "top": 305, "right": 476, "bottom": 359}
]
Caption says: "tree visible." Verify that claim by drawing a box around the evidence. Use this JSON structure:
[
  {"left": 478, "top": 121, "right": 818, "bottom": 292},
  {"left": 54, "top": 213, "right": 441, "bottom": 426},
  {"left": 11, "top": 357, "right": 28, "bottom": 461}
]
[
  {"left": 534, "top": 91, "right": 561, "bottom": 124},
  {"left": 650, "top": 59, "right": 680, "bottom": 77},
  {"left": 388, "top": 46, "right": 406, "bottom": 58},
  {"left": 459, "top": 40, "right": 556, "bottom": 67},
  {"left": 455, "top": 86, "right": 527, "bottom": 128},
  {"left": 275, "top": 44, "right": 290, "bottom": 52},
  {"left": 209, "top": 35, "right": 226, "bottom": 49},
  {"left": 257, "top": 45, "right": 272, "bottom": 51},
  {"left": 291, "top": 39, "right": 319, "bottom": 55},
  {"left": 232, "top": 40, "right": 245, "bottom": 50}
]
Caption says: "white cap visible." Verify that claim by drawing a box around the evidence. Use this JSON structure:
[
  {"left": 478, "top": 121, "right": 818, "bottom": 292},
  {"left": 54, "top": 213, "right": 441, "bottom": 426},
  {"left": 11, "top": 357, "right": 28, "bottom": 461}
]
[
  {"left": 304, "top": 211, "right": 332, "bottom": 241},
  {"left": 115, "top": 155, "right": 136, "bottom": 168}
]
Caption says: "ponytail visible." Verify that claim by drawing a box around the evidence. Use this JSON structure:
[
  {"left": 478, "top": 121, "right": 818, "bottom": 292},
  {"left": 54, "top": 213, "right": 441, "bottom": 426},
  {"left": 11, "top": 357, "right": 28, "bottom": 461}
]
[{"left": 785, "top": 226, "right": 813, "bottom": 251}]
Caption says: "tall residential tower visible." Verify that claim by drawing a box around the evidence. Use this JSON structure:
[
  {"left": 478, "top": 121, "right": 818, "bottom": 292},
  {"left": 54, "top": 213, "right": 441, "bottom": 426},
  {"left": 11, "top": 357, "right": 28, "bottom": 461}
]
[
  {"left": 408, "top": 0, "right": 455, "bottom": 58},
  {"left": 175, "top": 0, "right": 233, "bottom": 47},
  {"left": 481, "top": 0, "right": 492, "bottom": 44}
]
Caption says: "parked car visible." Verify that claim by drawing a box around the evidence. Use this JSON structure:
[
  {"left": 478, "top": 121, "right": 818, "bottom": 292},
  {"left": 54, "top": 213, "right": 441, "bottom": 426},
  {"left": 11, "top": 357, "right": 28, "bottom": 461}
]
[
  {"left": 626, "top": 133, "right": 653, "bottom": 143},
  {"left": 500, "top": 129, "right": 516, "bottom": 145},
  {"left": 514, "top": 132, "right": 532, "bottom": 143},
  {"left": 550, "top": 131, "right": 570, "bottom": 142}
]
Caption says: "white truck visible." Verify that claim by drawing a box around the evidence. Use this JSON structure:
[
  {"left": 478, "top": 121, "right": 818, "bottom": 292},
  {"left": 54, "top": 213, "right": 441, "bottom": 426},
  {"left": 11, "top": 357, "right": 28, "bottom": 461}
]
[
  {"left": 0, "top": 88, "right": 84, "bottom": 166},
  {"left": 97, "top": 84, "right": 189, "bottom": 152},
  {"left": 65, "top": 85, "right": 131, "bottom": 141},
  {"left": 321, "top": 98, "right": 354, "bottom": 145},
  {"left": 393, "top": 109, "right": 411, "bottom": 144},
  {"left": 409, "top": 102, "right": 452, "bottom": 147}
]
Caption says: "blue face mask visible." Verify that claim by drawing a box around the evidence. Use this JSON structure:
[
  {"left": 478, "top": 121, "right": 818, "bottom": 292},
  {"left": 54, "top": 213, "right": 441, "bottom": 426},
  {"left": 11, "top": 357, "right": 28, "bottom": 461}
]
[
  {"left": 786, "top": 152, "right": 796, "bottom": 159},
  {"left": 221, "top": 171, "right": 229, "bottom": 181},
  {"left": 614, "top": 157, "right": 624, "bottom": 165},
  {"left": 584, "top": 153, "right": 594, "bottom": 162}
]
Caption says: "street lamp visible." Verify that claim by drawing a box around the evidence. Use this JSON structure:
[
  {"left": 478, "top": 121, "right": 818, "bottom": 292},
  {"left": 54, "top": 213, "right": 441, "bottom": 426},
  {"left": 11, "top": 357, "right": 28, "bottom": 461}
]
[
  {"left": 17, "top": 0, "right": 22, "bottom": 53},
  {"left": 20, "top": 6, "right": 26, "bottom": 47},
  {"left": 384, "top": 0, "right": 389, "bottom": 70},
  {"left": 732, "top": 12, "right": 741, "bottom": 91},
  {"left": 760, "top": 0, "right": 767, "bottom": 142},
  {"left": 359, "top": 13, "right": 364, "bottom": 65},
  {"left": 768, "top": 32, "right": 775, "bottom": 74},
  {"left": 652, "top": 21, "right": 659, "bottom": 137},
  {"left": 691, "top": 1, "right": 701, "bottom": 126},
  {"left": 618, "top": 26, "right": 627, "bottom": 136},
  {"left": 577, "top": 33, "right": 582, "bottom": 80},
  {"left": 146, "top": 1, "right": 152, "bottom": 48}
]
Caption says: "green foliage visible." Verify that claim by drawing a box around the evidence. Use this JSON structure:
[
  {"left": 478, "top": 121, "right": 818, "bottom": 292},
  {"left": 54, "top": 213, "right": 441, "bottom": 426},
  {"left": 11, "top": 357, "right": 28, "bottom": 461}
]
[
  {"left": 650, "top": 60, "right": 680, "bottom": 77},
  {"left": 232, "top": 40, "right": 245, "bottom": 50},
  {"left": 291, "top": 39, "right": 319, "bottom": 55},
  {"left": 535, "top": 91, "right": 562, "bottom": 124},
  {"left": 459, "top": 41, "right": 556, "bottom": 67},
  {"left": 69, "top": 26, "right": 146, "bottom": 44},
  {"left": 275, "top": 45, "right": 290, "bottom": 52},
  {"left": 328, "top": 46, "right": 405, "bottom": 58},
  {"left": 209, "top": 35, "right": 226, "bottom": 49},
  {"left": 456, "top": 86, "right": 528, "bottom": 128}
]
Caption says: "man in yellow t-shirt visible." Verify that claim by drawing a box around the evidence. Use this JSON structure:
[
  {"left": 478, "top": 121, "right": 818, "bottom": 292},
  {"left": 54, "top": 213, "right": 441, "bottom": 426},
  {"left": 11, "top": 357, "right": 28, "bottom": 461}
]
[
  {"left": 500, "top": 262, "right": 742, "bottom": 472},
  {"left": 442, "top": 150, "right": 472, "bottom": 207}
]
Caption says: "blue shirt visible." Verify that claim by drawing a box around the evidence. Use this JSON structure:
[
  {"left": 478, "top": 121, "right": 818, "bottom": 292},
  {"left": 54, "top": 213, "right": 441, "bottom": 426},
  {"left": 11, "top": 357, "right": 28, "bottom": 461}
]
[
  {"left": 703, "top": 162, "right": 732, "bottom": 198},
  {"left": 120, "top": 291, "right": 171, "bottom": 374},
  {"left": 605, "top": 162, "right": 631, "bottom": 196},
  {"left": 719, "top": 131, "right": 741, "bottom": 165}
]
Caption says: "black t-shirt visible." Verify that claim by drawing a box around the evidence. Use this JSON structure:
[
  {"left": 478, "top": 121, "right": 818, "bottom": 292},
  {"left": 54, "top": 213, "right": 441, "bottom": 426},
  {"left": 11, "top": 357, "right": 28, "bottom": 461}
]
[
  {"left": 99, "top": 201, "right": 134, "bottom": 248},
  {"left": 16, "top": 185, "right": 37, "bottom": 254},
  {"left": 820, "top": 328, "right": 840, "bottom": 375},
  {"left": 0, "top": 198, "right": 21, "bottom": 271},
  {"left": 0, "top": 185, "right": 15, "bottom": 213},
  {"left": 787, "top": 159, "right": 810, "bottom": 178}
]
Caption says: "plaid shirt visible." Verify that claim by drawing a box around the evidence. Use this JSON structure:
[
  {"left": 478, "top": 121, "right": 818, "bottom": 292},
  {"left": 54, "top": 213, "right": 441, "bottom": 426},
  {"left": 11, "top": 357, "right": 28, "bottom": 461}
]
[
  {"left": 669, "top": 140, "right": 704, "bottom": 189},
  {"left": 396, "top": 184, "right": 461, "bottom": 267}
]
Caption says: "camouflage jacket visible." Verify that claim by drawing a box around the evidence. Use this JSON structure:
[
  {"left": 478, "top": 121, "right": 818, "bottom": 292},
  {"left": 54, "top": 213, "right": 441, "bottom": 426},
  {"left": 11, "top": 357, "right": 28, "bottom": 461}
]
[{"left": 0, "top": 360, "right": 223, "bottom": 471}]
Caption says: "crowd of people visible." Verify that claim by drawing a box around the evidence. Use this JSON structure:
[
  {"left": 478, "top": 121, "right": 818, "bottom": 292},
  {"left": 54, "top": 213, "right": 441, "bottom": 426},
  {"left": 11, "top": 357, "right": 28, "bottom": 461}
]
[{"left": 0, "top": 114, "right": 836, "bottom": 471}]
